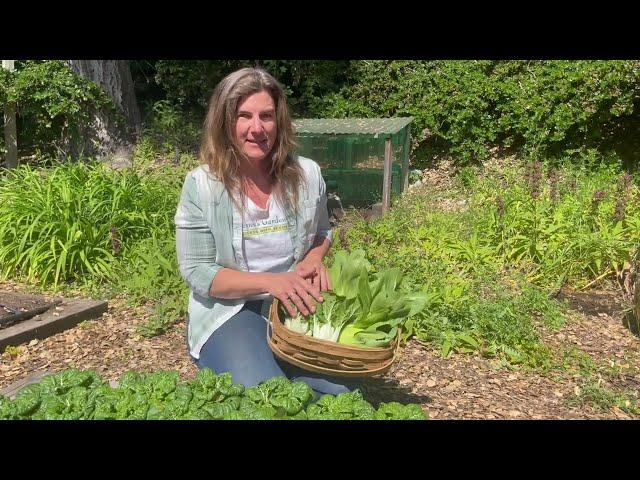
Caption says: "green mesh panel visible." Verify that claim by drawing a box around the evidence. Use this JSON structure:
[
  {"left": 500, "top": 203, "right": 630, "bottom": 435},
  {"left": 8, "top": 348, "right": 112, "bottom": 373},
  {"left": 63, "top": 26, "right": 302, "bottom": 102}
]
[{"left": 293, "top": 118, "right": 413, "bottom": 208}]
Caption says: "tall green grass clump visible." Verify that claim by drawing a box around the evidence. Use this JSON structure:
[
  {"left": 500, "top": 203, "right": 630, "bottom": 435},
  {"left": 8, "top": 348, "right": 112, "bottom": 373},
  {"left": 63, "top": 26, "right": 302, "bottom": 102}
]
[{"left": 0, "top": 161, "right": 181, "bottom": 289}]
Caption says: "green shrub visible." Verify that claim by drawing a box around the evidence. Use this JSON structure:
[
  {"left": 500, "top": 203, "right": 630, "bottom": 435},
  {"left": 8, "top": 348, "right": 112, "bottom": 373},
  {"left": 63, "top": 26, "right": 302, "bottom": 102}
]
[
  {"left": 0, "top": 60, "right": 117, "bottom": 160},
  {"left": 309, "top": 60, "right": 640, "bottom": 167}
]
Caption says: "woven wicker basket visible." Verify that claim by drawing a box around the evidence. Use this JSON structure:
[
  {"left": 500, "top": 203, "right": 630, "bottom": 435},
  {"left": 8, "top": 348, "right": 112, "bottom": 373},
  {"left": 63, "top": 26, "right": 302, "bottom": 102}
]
[{"left": 266, "top": 299, "right": 400, "bottom": 378}]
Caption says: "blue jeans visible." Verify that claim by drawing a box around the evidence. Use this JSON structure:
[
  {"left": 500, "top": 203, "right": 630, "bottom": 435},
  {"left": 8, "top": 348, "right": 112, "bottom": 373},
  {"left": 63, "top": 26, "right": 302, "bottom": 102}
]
[{"left": 191, "top": 301, "right": 361, "bottom": 398}]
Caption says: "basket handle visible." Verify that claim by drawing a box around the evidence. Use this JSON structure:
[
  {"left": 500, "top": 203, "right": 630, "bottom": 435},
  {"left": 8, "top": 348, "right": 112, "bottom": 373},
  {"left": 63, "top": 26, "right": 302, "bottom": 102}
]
[
  {"left": 266, "top": 298, "right": 283, "bottom": 341},
  {"left": 392, "top": 325, "right": 402, "bottom": 361},
  {"left": 267, "top": 298, "right": 278, "bottom": 337},
  {"left": 267, "top": 315, "right": 273, "bottom": 341}
]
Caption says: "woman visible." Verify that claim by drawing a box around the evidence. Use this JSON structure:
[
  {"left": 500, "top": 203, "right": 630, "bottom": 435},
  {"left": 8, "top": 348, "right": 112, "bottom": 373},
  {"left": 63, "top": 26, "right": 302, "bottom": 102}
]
[{"left": 175, "top": 67, "right": 357, "bottom": 396}]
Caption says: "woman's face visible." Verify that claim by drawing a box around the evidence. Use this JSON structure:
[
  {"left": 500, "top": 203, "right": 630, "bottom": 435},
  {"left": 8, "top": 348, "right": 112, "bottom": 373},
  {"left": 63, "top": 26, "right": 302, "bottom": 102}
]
[{"left": 234, "top": 90, "right": 277, "bottom": 164}]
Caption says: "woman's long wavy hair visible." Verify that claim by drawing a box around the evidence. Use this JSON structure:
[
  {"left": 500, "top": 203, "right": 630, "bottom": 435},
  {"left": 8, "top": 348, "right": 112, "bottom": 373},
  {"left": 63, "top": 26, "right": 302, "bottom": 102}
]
[{"left": 199, "top": 67, "right": 303, "bottom": 213}]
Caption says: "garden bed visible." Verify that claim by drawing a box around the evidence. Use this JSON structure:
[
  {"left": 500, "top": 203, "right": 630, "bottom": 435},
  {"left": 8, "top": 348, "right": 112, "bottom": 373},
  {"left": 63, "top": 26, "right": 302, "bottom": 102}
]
[{"left": 0, "top": 289, "right": 108, "bottom": 352}]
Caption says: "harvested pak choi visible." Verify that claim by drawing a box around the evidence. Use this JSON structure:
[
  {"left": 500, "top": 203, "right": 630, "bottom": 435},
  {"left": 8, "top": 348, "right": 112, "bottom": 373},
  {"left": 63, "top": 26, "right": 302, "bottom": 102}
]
[{"left": 280, "top": 249, "right": 429, "bottom": 347}]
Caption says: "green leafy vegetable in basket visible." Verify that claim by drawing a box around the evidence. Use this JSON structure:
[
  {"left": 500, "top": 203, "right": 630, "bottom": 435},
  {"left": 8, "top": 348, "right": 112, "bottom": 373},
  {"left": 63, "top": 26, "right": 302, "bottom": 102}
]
[
  {"left": 284, "top": 311, "right": 312, "bottom": 336},
  {"left": 280, "top": 249, "right": 429, "bottom": 348}
]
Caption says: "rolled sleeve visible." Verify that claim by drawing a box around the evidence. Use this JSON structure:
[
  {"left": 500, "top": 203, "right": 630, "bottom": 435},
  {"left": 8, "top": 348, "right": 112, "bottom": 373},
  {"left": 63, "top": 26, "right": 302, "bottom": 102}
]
[{"left": 175, "top": 173, "right": 223, "bottom": 298}]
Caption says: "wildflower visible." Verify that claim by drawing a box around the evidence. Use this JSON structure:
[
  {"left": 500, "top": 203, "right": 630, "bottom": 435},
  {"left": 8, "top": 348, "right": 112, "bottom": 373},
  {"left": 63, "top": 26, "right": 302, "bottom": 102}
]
[
  {"left": 591, "top": 189, "right": 605, "bottom": 210},
  {"left": 614, "top": 173, "right": 632, "bottom": 222},
  {"left": 495, "top": 196, "right": 505, "bottom": 218},
  {"left": 549, "top": 169, "right": 559, "bottom": 204},
  {"left": 526, "top": 161, "right": 543, "bottom": 200}
]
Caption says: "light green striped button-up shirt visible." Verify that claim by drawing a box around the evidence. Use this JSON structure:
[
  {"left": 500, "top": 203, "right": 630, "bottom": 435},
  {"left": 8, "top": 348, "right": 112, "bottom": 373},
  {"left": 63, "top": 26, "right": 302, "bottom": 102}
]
[{"left": 175, "top": 156, "right": 332, "bottom": 359}]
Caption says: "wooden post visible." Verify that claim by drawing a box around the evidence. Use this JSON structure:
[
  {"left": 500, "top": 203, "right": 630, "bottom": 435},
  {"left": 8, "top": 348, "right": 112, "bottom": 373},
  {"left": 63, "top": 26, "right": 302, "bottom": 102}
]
[
  {"left": 401, "top": 128, "right": 411, "bottom": 192},
  {"left": 2, "top": 60, "right": 18, "bottom": 169},
  {"left": 382, "top": 137, "right": 392, "bottom": 214}
]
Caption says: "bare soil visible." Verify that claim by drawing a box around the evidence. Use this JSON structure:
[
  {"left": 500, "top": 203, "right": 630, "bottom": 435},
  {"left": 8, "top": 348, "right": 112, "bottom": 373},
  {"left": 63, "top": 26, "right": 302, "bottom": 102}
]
[{"left": 0, "top": 291, "right": 59, "bottom": 328}]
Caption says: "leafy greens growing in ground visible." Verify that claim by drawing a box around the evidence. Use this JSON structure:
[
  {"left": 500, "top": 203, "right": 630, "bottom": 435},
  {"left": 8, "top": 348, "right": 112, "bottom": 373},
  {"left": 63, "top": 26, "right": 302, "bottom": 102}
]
[{"left": 0, "top": 368, "right": 428, "bottom": 420}]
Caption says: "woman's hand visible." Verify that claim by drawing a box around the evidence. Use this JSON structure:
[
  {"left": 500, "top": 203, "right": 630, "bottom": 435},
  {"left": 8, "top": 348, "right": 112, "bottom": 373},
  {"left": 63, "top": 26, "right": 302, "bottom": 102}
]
[
  {"left": 265, "top": 272, "right": 324, "bottom": 318},
  {"left": 294, "top": 256, "right": 332, "bottom": 293}
]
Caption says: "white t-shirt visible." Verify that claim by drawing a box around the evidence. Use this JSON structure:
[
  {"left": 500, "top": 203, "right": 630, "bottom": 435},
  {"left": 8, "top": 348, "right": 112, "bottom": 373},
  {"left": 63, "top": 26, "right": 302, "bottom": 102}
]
[{"left": 232, "top": 194, "right": 295, "bottom": 300}]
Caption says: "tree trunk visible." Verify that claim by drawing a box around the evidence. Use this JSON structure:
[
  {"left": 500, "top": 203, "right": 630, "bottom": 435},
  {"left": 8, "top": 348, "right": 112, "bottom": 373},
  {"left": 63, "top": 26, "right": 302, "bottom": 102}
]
[
  {"left": 67, "top": 60, "right": 141, "bottom": 159},
  {"left": 619, "top": 248, "right": 639, "bottom": 336}
]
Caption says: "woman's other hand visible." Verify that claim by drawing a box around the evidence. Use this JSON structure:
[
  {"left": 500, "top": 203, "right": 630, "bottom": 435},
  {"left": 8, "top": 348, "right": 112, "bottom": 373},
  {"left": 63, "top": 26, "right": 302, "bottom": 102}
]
[
  {"left": 294, "top": 256, "right": 332, "bottom": 293},
  {"left": 265, "top": 272, "right": 324, "bottom": 317}
]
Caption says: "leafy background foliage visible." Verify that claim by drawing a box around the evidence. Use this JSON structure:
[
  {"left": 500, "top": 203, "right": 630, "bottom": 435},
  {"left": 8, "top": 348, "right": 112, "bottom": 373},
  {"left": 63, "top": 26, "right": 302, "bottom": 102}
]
[
  {"left": 0, "top": 61, "right": 117, "bottom": 159},
  {"left": 4, "top": 60, "right": 640, "bottom": 170}
]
